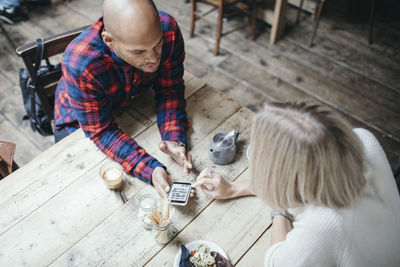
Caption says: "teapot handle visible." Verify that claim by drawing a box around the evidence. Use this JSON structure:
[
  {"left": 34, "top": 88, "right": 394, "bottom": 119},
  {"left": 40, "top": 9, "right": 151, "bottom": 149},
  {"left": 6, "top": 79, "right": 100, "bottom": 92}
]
[{"left": 233, "top": 130, "right": 239, "bottom": 143}]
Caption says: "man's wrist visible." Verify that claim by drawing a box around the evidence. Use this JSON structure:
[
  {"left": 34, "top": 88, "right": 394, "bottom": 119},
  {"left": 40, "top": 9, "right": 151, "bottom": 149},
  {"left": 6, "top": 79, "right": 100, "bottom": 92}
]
[
  {"left": 146, "top": 162, "right": 166, "bottom": 184},
  {"left": 174, "top": 140, "right": 187, "bottom": 150}
]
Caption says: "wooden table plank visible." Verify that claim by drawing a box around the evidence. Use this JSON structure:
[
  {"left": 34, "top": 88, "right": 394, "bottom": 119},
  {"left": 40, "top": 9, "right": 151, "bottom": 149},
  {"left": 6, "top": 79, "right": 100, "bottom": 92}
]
[
  {"left": 49, "top": 107, "right": 252, "bottom": 266},
  {"left": 235, "top": 225, "right": 272, "bottom": 267},
  {"left": 0, "top": 161, "right": 125, "bottom": 266},
  {"left": 0, "top": 131, "right": 103, "bottom": 235},
  {"left": 0, "top": 111, "right": 147, "bottom": 235}
]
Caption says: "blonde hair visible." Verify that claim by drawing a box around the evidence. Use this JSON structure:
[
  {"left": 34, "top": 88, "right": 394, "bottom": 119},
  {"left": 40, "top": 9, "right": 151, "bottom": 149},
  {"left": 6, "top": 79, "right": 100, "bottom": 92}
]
[{"left": 249, "top": 102, "right": 366, "bottom": 209}]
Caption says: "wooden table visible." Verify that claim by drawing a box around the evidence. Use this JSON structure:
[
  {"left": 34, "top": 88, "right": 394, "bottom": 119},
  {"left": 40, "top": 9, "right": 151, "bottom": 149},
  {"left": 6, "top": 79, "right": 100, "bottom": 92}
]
[{"left": 0, "top": 72, "right": 273, "bottom": 266}]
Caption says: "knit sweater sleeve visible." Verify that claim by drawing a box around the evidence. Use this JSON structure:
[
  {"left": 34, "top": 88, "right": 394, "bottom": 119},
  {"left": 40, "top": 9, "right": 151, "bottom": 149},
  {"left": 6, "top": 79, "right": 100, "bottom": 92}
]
[{"left": 264, "top": 206, "right": 342, "bottom": 267}]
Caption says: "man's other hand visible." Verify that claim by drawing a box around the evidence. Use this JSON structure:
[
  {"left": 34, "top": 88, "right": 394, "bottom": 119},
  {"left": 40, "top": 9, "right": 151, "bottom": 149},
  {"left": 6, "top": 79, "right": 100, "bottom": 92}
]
[
  {"left": 159, "top": 141, "right": 192, "bottom": 175},
  {"left": 152, "top": 167, "right": 172, "bottom": 198}
]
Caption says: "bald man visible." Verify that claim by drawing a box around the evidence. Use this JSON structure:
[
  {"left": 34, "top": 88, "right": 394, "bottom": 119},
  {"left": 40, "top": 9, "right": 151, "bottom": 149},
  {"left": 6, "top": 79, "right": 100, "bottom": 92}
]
[{"left": 54, "top": 0, "right": 192, "bottom": 197}]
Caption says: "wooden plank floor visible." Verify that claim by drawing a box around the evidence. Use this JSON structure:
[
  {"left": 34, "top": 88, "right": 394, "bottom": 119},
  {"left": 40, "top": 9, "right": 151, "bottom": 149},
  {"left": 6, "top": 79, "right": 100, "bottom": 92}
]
[{"left": 0, "top": 0, "right": 399, "bottom": 187}]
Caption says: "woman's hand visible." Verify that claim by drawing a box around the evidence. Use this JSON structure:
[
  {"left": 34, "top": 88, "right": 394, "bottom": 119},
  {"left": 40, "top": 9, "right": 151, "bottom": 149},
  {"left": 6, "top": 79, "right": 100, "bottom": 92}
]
[
  {"left": 192, "top": 168, "right": 233, "bottom": 199},
  {"left": 192, "top": 168, "right": 253, "bottom": 199}
]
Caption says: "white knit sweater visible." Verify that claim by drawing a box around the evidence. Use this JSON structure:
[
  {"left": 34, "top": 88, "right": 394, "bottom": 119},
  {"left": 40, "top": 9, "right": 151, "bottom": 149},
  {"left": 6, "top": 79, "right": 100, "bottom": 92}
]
[{"left": 264, "top": 128, "right": 400, "bottom": 267}]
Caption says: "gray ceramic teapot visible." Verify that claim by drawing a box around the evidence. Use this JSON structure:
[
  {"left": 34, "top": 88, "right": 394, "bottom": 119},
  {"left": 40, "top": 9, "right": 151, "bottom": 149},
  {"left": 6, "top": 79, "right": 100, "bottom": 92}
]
[{"left": 208, "top": 130, "right": 239, "bottom": 165}]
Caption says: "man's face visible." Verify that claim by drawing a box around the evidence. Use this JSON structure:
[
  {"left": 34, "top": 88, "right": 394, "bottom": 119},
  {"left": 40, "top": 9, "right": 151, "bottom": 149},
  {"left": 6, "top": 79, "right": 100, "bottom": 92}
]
[{"left": 106, "top": 25, "right": 163, "bottom": 73}]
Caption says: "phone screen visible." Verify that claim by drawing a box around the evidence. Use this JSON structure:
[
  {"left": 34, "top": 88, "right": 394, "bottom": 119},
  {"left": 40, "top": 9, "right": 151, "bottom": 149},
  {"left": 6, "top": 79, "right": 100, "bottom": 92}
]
[{"left": 168, "top": 182, "right": 191, "bottom": 206}]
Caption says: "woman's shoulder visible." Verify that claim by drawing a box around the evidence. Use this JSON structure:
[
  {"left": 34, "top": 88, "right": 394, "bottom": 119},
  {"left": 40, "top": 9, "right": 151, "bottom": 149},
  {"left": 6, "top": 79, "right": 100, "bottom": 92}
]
[
  {"left": 296, "top": 205, "right": 343, "bottom": 232},
  {"left": 352, "top": 128, "right": 385, "bottom": 158}
]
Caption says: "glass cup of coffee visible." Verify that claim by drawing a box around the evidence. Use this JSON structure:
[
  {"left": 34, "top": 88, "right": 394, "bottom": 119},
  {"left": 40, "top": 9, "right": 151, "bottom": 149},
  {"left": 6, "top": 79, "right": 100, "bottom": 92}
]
[{"left": 99, "top": 161, "right": 124, "bottom": 190}]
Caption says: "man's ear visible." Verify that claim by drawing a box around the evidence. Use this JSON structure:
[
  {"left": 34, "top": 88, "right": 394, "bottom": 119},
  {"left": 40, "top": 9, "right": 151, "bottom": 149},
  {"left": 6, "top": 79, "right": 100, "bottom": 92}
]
[{"left": 101, "top": 31, "right": 114, "bottom": 48}]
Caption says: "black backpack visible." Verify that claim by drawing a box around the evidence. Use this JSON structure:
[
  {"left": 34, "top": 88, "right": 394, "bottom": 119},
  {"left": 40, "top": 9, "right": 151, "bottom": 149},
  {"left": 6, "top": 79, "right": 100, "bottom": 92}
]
[{"left": 19, "top": 38, "right": 60, "bottom": 136}]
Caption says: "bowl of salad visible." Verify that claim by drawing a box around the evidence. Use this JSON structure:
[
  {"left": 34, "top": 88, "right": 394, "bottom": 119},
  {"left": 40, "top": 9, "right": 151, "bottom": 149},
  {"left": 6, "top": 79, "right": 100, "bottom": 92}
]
[{"left": 174, "top": 240, "right": 230, "bottom": 267}]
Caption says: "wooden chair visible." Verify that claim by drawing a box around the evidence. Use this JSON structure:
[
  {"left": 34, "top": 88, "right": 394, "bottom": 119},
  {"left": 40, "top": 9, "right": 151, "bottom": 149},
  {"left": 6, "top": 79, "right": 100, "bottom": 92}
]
[
  {"left": 15, "top": 25, "right": 88, "bottom": 121},
  {"left": 347, "top": 0, "right": 376, "bottom": 45},
  {"left": 0, "top": 141, "right": 18, "bottom": 179},
  {"left": 296, "top": 0, "right": 326, "bottom": 46},
  {"left": 190, "top": 0, "right": 259, "bottom": 55}
]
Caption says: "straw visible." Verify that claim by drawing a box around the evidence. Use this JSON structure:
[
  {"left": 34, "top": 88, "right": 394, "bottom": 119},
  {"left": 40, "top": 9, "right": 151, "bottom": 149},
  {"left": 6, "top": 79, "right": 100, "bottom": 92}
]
[{"left": 148, "top": 198, "right": 173, "bottom": 228}]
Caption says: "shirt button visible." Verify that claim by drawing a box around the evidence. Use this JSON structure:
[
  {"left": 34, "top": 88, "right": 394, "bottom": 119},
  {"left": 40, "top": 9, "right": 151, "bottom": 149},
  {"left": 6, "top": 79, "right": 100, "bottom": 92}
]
[{"left": 131, "top": 96, "right": 135, "bottom": 100}]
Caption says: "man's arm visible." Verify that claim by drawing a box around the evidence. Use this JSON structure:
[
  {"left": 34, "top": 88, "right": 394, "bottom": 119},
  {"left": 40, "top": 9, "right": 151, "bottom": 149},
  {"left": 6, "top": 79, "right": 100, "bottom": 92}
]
[
  {"left": 67, "top": 65, "right": 164, "bottom": 184},
  {"left": 153, "top": 16, "right": 188, "bottom": 147}
]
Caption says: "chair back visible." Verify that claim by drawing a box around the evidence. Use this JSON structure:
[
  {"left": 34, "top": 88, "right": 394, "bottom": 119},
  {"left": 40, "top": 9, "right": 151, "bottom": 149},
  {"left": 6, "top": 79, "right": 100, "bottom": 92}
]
[
  {"left": 15, "top": 25, "right": 88, "bottom": 120},
  {"left": 0, "top": 141, "right": 18, "bottom": 179}
]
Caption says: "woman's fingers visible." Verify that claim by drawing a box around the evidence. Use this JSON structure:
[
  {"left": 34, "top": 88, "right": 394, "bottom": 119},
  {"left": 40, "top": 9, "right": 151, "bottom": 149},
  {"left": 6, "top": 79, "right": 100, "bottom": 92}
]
[
  {"left": 192, "top": 177, "right": 218, "bottom": 188},
  {"left": 200, "top": 185, "right": 216, "bottom": 198}
]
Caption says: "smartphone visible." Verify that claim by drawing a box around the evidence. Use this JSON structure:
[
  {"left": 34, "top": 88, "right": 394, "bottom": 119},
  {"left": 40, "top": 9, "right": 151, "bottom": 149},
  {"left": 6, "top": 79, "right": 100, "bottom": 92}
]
[{"left": 168, "top": 182, "right": 191, "bottom": 206}]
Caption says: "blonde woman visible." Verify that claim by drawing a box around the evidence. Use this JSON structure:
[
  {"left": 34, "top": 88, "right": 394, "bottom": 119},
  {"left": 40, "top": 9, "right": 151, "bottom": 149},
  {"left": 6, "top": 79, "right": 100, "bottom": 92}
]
[{"left": 193, "top": 102, "right": 400, "bottom": 266}]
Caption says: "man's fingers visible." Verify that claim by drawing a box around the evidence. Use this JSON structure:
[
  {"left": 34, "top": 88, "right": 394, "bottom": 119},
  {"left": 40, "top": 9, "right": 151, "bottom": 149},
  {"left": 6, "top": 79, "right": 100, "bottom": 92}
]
[
  {"left": 155, "top": 183, "right": 167, "bottom": 198},
  {"left": 186, "top": 153, "right": 192, "bottom": 169},
  {"left": 159, "top": 141, "right": 167, "bottom": 152},
  {"left": 183, "top": 160, "right": 192, "bottom": 175},
  {"left": 165, "top": 173, "right": 172, "bottom": 190},
  {"left": 153, "top": 167, "right": 172, "bottom": 198}
]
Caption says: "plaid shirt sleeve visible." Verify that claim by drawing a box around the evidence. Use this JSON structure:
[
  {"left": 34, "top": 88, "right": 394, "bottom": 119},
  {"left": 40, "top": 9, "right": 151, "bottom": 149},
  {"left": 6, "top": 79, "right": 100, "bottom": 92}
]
[
  {"left": 66, "top": 61, "right": 164, "bottom": 184},
  {"left": 154, "top": 15, "right": 189, "bottom": 146}
]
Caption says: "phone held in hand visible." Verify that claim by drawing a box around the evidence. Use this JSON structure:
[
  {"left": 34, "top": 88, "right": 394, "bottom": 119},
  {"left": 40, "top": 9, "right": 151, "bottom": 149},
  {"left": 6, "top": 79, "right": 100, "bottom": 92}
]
[{"left": 168, "top": 182, "right": 191, "bottom": 206}]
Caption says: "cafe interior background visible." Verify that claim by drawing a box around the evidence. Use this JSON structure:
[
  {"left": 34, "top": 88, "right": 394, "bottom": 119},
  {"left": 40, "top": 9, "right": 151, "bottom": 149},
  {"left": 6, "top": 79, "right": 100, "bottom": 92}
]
[{"left": 0, "top": 0, "right": 399, "bottom": 188}]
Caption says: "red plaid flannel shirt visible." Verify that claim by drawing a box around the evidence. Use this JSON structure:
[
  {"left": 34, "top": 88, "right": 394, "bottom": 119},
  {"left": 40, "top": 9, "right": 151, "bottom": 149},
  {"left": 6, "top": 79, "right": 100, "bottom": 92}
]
[{"left": 54, "top": 12, "right": 188, "bottom": 184}]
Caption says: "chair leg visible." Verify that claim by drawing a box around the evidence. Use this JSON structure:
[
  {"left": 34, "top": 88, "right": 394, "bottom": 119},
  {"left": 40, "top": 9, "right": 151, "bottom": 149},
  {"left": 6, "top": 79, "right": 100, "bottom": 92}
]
[
  {"left": 368, "top": 0, "right": 375, "bottom": 45},
  {"left": 190, "top": 0, "right": 196, "bottom": 38},
  {"left": 309, "top": 0, "right": 325, "bottom": 47},
  {"left": 251, "top": 1, "right": 257, "bottom": 40},
  {"left": 296, "top": 0, "right": 304, "bottom": 25},
  {"left": 214, "top": 2, "right": 223, "bottom": 55}
]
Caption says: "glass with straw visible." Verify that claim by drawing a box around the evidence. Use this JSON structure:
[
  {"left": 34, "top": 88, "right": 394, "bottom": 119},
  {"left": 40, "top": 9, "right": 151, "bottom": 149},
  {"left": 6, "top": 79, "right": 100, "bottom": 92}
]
[{"left": 148, "top": 198, "right": 175, "bottom": 245}]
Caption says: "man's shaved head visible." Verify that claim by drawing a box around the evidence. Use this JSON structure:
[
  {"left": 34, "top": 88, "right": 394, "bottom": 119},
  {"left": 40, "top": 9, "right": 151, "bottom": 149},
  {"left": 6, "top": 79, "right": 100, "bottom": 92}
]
[
  {"left": 103, "top": 0, "right": 159, "bottom": 41},
  {"left": 101, "top": 0, "right": 164, "bottom": 72}
]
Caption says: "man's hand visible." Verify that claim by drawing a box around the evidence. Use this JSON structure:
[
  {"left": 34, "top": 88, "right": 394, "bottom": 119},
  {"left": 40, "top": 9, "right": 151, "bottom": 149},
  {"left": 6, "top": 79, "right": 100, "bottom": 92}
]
[
  {"left": 159, "top": 141, "right": 192, "bottom": 175},
  {"left": 152, "top": 167, "right": 172, "bottom": 198}
]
